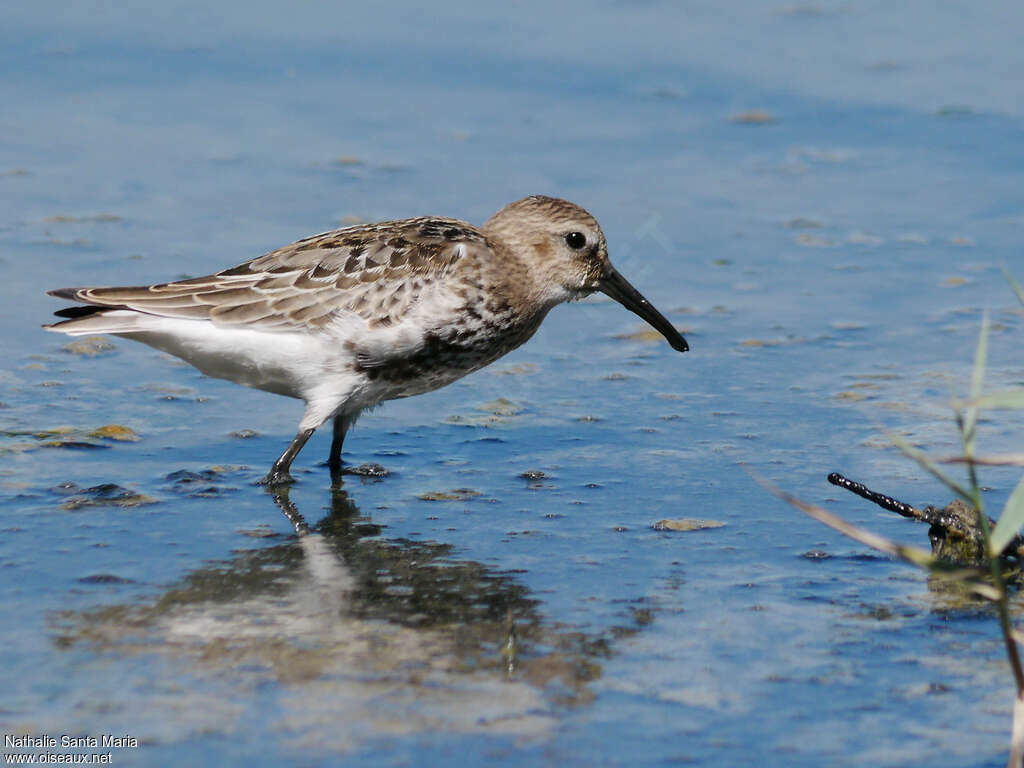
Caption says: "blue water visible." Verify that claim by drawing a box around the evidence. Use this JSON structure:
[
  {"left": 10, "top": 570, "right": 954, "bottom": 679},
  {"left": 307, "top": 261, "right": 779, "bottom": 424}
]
[{"left": 3, "top": 2, "right": 1024, "bottom": 766}]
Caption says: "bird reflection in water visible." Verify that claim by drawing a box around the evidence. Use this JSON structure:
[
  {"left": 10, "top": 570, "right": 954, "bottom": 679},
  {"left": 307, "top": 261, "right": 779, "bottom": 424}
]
[{"left": 50, "top": 482, "right": 655, "bottom": 750}]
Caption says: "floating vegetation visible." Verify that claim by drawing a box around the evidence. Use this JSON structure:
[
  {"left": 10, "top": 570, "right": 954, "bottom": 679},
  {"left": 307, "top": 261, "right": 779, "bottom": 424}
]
[
  {"left": 830, "top": 321, "right": 867, "bottom": 331},
  {"left": 43, "top": 213, "right": 122, "bottom": 223},
  {"left": 477, "top": 398, "right": 522, "bottom": 417},
  {"left": 488, "top": 362, "right": 539, "bottom": 376},
  {"left": 834, "top": 391, "right": 868, "bottom": 402},
  {"left": 614, "top": 327, "right": 688, "bottom": 343},
  {"left": 937, "top": 104, "right": 974, "bottom": 117},
  {"left": 786, "top": 217, "right": 824, "bottom": 230},
  {"left": 730, "top": 110, "right": 777, "bottom": 124},
  {"left": 795, "top": 233, "right": 836, "bottom": 247},
  {"left": 417, "top": 488, "right": 481, "bottom": 502},
  {"left": 88, "top": 424, "right": 139, "bottom": 442},
  {"left": 4, "top": 427, "right": 76, "bottom": 441},
  {"left": 1, "top": 424, "right": 141, "bottom": 451},
  {"left": 61, "top": 336, "right": 116, "bottom": 356},
  {"left": 139, "top": 383, "right": 197, "bottom": 397},
  {"left": 447, "top": 397, "right": 523, "bottom": 427},
  {"left": 652, "top": 518, "right": 725, "bottom": 532}
]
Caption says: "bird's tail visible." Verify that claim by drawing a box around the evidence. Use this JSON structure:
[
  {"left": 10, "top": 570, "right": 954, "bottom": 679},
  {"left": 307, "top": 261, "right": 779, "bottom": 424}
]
[
  {"left": 45, "top": 287, "right": 153, "bottom": 336},
  {"left": 44, "top": 308, "right": 151, "bottom": 336}
]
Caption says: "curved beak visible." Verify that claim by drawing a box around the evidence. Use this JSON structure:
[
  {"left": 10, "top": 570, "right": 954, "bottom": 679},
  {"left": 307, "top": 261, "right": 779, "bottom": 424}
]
[{"left": 598, "top": 267, "right": 689, "bottom": 352}]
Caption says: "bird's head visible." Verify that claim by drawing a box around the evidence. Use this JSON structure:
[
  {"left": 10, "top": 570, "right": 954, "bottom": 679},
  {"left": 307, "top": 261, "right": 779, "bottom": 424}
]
[{"left": 484, "top": 195, "right": 688, "bottom": 352}]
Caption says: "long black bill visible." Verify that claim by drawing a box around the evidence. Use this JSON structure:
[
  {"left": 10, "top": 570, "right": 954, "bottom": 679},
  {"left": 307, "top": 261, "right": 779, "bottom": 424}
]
[{"left": 598, "top": 267, "right": 689, "bottom": 352}]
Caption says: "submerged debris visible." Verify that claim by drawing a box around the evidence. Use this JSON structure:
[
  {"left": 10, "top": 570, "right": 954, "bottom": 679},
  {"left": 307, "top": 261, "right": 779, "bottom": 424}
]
[
  {"left": 77, "top": 573, "right": 136, "bottom": 585},
  {"left": 519, "top": 470, "right": 548, "bottom": 482},
  {"left": 802, "top": 550, "right": 832, "bottom": 560},
  {"left": 828, "top": 472, "right": 1024, "bottom": 568},
  {"left": 518, "top": 469, "right": 552, "bottom": 490},
  {"left": 55, "top": 482, "right": 157, "bottom": 510},
  {"left": 164, "top": 467, "right": 243, "bottom": 497},
  {"left": 342, "top": 463, "right": 390, "bottom": 479}
]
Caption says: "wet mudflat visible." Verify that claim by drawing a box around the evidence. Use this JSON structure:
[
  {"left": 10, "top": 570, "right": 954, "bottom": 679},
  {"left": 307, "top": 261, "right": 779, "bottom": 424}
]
[{"left": 2, "top": 2, "right": 1024, "bottom": 766}]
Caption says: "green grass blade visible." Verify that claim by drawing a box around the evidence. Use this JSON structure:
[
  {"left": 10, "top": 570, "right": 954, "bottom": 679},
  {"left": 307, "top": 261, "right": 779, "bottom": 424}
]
[
  {"left": 888, "top": 431, "right": 974, "bottom": 503},
  {"left": 1009, "top": 691, "right": 1024, "bottom": 768},
  {"left": 991, "top": 475, "right": 1024, "bottom": 557},
  {"left": 939, "top": 453, "right": 1024, "bottom": 467},
  {"left": 1005, "top": 266, "right": 1024, "bottom": 307},
  {"left": 971, "top": 389, "right": 1024, "bottom": 411},
  {"left": 963, "top": 313, "right": 990, "bottom": 456}
]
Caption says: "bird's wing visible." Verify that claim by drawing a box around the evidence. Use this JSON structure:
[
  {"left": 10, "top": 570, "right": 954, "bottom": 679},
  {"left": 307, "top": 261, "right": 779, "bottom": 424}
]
[{"left": 49, "top": 218, "right": 488, "bottom": 332}]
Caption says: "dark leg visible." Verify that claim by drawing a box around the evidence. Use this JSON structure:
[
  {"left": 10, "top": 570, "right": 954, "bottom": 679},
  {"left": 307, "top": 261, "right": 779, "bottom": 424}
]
[
  {"left": 327, "top": 413, "right": 351, "bottom": 477},
  {"left": 260, "top": 427, "right": 316, "bottom": 486}
]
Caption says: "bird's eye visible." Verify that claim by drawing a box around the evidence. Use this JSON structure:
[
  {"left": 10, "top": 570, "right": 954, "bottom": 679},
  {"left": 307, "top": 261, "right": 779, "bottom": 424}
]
[{"left": 564, "top": 232, "right": 586, "bottom": 250}]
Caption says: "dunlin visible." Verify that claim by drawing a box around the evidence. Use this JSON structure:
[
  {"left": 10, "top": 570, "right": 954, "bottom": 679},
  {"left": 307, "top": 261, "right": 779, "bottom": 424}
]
[{"left": 46, "top": 195, "right": 688, "bottom": 485}]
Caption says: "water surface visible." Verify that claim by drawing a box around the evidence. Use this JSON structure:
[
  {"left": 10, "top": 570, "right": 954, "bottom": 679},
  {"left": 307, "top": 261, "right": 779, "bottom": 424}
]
[{"left": 2, "top": 2, "right": 1024, "bottom": 766}]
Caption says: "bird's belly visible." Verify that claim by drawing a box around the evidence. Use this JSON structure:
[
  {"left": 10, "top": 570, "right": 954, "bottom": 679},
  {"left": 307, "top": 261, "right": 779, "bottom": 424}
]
[
  {"left": 125, "top": 322, "right": 339, "bottom": 400},
  {"left": 368, "top": 322, "right": 539, "bottom": 400},
  {"left": 120, "top": 312, "right": 542, "bottom": 409},
  {"left": 379, "top": 354, "right": 494, "bottom": 399}
]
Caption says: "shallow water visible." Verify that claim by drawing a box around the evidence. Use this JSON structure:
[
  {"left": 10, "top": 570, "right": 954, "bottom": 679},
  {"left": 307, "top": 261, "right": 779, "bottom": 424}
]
[{"left": 3, "top": 2, "right": 1024, "bottom": 766}]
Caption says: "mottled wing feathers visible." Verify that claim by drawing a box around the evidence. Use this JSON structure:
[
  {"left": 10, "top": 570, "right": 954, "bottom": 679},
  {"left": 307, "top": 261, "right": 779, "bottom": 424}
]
[{"left": 49, "top": 218, "right": 486, "bottom": 331}]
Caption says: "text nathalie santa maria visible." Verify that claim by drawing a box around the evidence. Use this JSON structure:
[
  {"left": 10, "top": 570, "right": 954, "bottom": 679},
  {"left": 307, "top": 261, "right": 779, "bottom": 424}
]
[{"left": 5, "top": 736, "right": 137, "bottom": 750}]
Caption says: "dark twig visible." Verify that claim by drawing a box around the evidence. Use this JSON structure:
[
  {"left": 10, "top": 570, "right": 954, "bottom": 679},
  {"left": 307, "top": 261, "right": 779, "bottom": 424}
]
[
  {"left": 827, "top": 473, "right": 919, "bottom": 519},
  {"left": 828, "top": 473, "right": 1024, "bottom": 561}
]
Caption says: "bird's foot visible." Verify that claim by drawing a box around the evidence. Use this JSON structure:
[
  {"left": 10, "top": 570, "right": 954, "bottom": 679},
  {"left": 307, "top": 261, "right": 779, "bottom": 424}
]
[{"left": 258, "top": 469, "right": 296, "bottom": 487}]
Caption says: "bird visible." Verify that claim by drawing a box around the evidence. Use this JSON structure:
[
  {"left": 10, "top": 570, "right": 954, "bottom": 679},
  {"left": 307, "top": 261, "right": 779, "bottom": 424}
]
[{"left": 46, "top": 195, "right": 688, "bottom": 485}]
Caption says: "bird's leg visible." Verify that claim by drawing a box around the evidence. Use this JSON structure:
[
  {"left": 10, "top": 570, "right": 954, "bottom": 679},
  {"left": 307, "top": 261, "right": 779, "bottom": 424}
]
[
  {"left": 261, "top": 427, "right": 316, "bottom": 486},
  {"left": 328, "top": 413, "right": 351, "bottom": 478}
]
